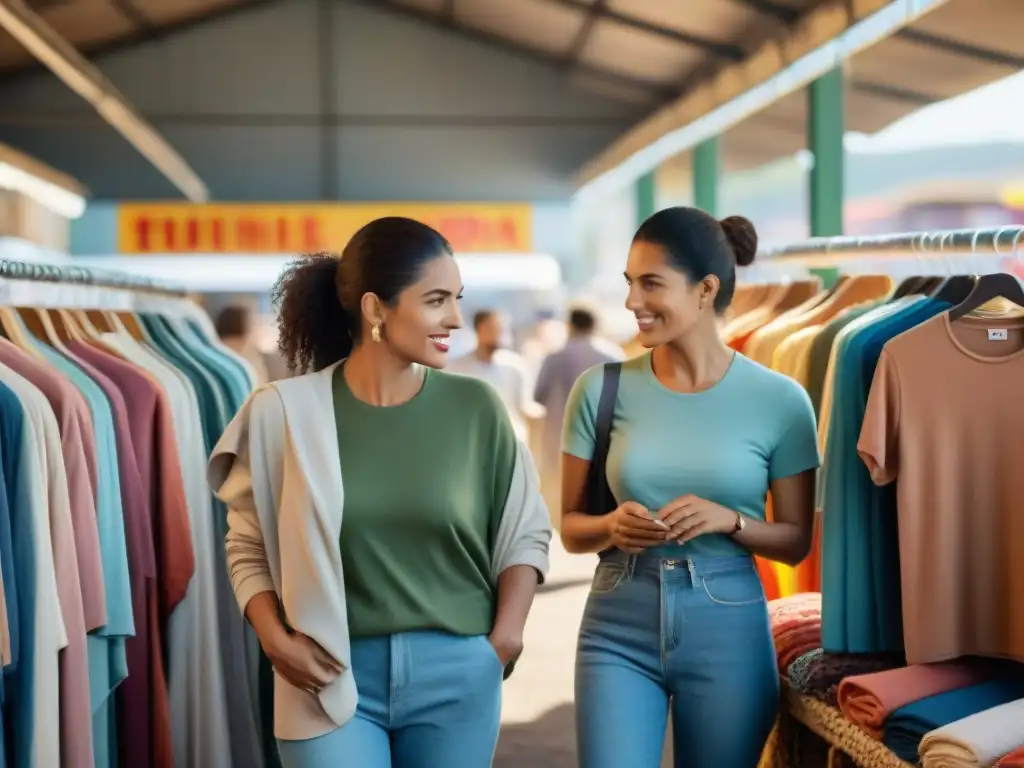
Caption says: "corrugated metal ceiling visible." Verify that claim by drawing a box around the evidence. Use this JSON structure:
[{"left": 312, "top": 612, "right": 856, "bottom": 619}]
[{"left": 1, "top": 0, "right": 1021, "bottom": 177}]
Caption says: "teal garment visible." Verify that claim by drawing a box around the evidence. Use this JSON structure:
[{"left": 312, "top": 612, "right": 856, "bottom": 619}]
[
  {"left": 31, "top": 343, "right": 133, "bottom": 768},
  {"left": 140, "top": 315, "right": 270, "bottom": 768},
  {"left": 563, "top": 352, "right": 820, "bottom": 559},
  {"left": 141, "top": 317, "right": 230, "bottom": 432},
  {"left": 819, "top": 300, "right": 911, "bottom": 652},
  {"left": 158, "top": 317, "right": 248, "bottom": 412},
  {"left": 820, "top": 297, "right": 950, "bottom": 655},
  {"left": 180, "top": 319, "right": 254, "bottom": 400},
  {"left": 141, "top": 319, "right": 266, "bottom": 767}
]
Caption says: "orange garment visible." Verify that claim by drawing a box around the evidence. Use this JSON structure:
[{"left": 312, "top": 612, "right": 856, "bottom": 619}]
[
  {"left": 729, "top": 329, "right": 759, "bottom": 353},
  {"left": 756, "top": 555, "right": 780, "bottom": 601}
]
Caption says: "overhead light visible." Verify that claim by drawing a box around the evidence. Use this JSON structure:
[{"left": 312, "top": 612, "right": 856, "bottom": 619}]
[
  {"left": 0, "top": 0, "right": 208, "bottom": 203},
  {"left": 0, "top": 161, "right": 86, "bottom": 219}
]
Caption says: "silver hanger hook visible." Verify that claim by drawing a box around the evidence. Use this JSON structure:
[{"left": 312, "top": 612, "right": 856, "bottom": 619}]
[{"left": 993, "top": 226, "right": 1012, "bottom": 258}]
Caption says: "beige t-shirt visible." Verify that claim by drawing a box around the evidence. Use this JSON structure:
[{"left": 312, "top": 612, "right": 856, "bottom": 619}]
[{"left": 858, "top": 312, "right": 1024, "bottom": 665}]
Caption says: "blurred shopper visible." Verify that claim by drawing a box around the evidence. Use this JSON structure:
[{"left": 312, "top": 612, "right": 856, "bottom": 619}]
[
  {"left": 215, "top": 305, "right": 271, "bottom": 384},
  {"left": 560, "top": 208, "right": 817, "bottom": 768},
  {"left": 209, "top": 218, "right": 550, "bottom": 768},
  {"left": 533, "top": 307, "right": 623, "bottom": 526},
  {"left": 448, "top": 309, "right": 541, "bottom": 441},
  {"left": 519, "top": 309, "right": 566, "bottom": 377}
]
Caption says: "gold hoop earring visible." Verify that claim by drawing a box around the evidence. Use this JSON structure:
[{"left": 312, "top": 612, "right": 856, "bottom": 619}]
[{"left": 371, "top": 323, "right": 382, "bottom": 343}]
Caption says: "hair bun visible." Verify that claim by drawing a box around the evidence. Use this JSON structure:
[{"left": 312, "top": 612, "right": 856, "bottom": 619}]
[{"left": 719, "top": 215, "right": 758, "bottom": 267}]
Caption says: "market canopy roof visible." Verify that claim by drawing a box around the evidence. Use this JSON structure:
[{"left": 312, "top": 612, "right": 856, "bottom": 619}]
[{"left": 1, "top": 0, "right": 1020, "bottom": 195}]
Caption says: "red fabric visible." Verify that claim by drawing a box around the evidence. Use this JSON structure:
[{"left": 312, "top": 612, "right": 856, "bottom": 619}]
[
  {"left": 998, "top": 747, "right": 1024, "bottom": 767},
  {"left": 767, "top": 593, "right": 822, "bottom": 673}
]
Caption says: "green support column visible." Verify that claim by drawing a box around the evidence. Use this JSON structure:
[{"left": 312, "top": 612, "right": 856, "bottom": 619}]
[
  {"left": 808, "top": 67, "right": 845, "bottom": 237},
  {"left": 635, "top": 170, "right": 656, "bottom": 226},
  {"left": 692, "top": 137, "right": 720, "bottom": 216}
]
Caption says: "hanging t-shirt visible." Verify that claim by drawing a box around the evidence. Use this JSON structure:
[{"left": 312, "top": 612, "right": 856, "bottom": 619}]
[
  {"left": 859, "top": 312, "right": 1024, "bottom": 665},
  {"left": 0, "top": 364, "right": 69, "bottom": 768},
  {"left": 0, "top": 342, "right": 97, "bottom": 768}
]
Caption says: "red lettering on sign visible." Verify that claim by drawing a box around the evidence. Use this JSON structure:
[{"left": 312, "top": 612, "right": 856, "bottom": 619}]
[
  {"left": 136, "top": 218, "right": 151, "bottom": 251},
  {"left": 236, "top": 218, "right": 267, "bottom": 250},
  {"left": 186, "top": 218, "right": 199, "bottom": 250},
  {"left": 212, "top": 218, "right": 224, "bottom": 250},
  {"left": 302, "top": 217, "right": 322, "bottom": 251},
  {"left": 163, "top": 218, "right": 176, "bottom": 250},
  {"left": 497, "top": 217, "right": 517, "bottom": 248}
]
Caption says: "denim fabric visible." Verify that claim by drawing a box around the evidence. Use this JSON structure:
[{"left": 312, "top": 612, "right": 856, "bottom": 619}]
[
  {"left": 277, "top": 630, "right": 503, "bottom": 768},
  {"left": 575, "top": 552, "right": 779, "bottom": 768}
]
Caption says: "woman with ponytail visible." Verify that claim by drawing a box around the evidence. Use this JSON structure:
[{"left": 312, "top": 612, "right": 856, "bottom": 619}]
[
  {"left": 208, "top": 217, "right": 551, "bottom": 768},
  {"left": 560, "top": 207, "right": 819, "bottom": 767}
]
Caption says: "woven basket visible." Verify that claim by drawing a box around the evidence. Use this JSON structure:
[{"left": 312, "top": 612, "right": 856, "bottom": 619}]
[{"left": 765, "top": 681, "right": 914, "bottom": 768}]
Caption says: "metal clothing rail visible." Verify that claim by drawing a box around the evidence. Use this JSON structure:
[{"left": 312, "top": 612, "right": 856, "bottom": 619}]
[
  {"left": 762, "top": 226, "right": 1024, "bottom": 261},
  {"left": 742, "top": 226, "right": 1024, "bottom": 285},
  {"left": 0, "top": 259, "right": 189, "bottom": 296}
]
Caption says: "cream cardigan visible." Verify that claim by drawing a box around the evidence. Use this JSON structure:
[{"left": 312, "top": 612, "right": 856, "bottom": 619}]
[{"left": 207, "top": 361, "right": 552, "bottom": 741}]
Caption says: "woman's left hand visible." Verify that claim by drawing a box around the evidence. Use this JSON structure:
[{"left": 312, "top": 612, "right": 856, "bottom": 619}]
[
  {"left": 656, "top": 495, "right": 739, "bottom": 544},
  {"left": 488, "top": 632, "right": 524, "bottom": 666}
]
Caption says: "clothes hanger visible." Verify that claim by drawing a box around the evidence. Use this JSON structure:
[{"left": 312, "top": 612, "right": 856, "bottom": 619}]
[
  {"left": 930, "top": 275, "right": 977, "bottom": 304},
  {"left": 948, "top": 229, "right": 1024, "bottom": 320},
  {"left": 891, "top": 276, "right": 926, "bottom": 300},
  {"left": 114, "top": 310, "right": 147, "bottom": 341},
  {"left": 927, "top": 234, "right": 978, "bottom": 304}
]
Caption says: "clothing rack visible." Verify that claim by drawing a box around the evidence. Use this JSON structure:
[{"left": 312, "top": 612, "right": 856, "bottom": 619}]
[
  {"left": 0, "top": 258, "right": 188, "bottom": 295},
  {"left": 0, "top": 258, "right": 190, "bottom": 313},
  {"left": 743, "top": 226, "right": 1024, "bottom": 284}
]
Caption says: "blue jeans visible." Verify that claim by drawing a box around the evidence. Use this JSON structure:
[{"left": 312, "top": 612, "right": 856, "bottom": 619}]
[
  {"left": 575, "top": 552, "right": 779, "bottom": 768},
  {"left": 277, "top": 630, "right": 503, "bottom": 768}
]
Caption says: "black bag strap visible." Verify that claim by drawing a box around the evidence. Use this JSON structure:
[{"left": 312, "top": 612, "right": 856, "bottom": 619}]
[{"left": 585, "top": 362, "right": 622, "bottom": 516}]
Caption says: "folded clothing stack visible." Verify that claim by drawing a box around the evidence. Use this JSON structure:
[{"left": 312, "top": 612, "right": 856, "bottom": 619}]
[
  {"left": 918, "top": 697, "right": 1024, "bottom": 768},
  {"left": 884, "top": 678, "right": 1024, "bottom": 764},
  {"left": 838, "top": 662, "right": 994, "bottom": 740},
  {"left": 768, "top": 592, "right": 822, "bottom": 673}
]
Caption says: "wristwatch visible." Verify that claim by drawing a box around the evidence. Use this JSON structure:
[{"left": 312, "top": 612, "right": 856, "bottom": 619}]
[{"left": 732, "top": 512, "right": 746, "bottom": 535}]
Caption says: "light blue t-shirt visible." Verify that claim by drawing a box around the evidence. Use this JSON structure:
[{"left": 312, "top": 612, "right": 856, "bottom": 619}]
[{"left": 563, "top": 351, "right": 820, "bottom": 558}]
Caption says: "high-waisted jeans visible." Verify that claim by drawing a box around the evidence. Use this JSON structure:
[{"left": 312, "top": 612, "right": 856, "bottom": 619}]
[
  {"left": 277, "top": 630, "right": 503, "bottom": 768},
  {"left": 575, "top": 551, "right": 779, "bottom": 768}
]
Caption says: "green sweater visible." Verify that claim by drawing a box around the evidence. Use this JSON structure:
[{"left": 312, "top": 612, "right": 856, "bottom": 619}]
[{"left": 333, "top": 365, "right": 517, "bottom": 637}]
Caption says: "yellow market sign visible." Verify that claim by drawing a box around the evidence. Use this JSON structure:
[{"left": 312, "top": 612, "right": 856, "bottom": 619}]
[{"left": 117, "top": 203, "right": 533, "bottom": 254}]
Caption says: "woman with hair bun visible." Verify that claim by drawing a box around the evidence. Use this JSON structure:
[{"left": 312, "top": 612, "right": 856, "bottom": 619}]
[
  {"left": 208, "top": 217, "right": 551, "bottom": 768},
  {"left": 560, "top": 207, "right": 818, "bottom": 767}
]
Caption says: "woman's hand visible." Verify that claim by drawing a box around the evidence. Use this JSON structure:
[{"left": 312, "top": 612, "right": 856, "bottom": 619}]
[
  {"left": 657, "top": 495, "right": 740, "bottom": 544},
  {"left": 265, "top": 631, "right": 343, "bottom": 696},
  {"left": 489, "top": 631, "right": 524, "bottom": 667},
  {"left": 606, "top": 501, "right": 671, "bottom": 553}
]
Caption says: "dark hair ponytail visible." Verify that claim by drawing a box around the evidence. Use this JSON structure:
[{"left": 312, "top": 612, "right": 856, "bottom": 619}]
[
  {"left": 633, "top": 206, "right": 758, "bottom": 313},
  {"left": 272, "top": 217, "right": 452, "bottom": 374}
]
